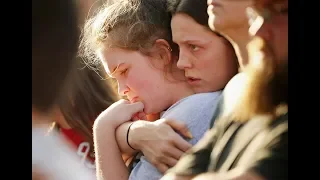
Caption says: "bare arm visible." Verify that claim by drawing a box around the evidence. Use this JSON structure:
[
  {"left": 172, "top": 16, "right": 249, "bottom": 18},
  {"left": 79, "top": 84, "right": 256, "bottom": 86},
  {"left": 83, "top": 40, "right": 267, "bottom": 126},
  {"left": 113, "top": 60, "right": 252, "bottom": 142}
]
[
  {"left": 116, "top": 121, "right": 138, "bottom": 159},
  {"left": 94, "top": 124, "right": 129, "bottom": 180},
  {"left": 115, "top": 114, "right": 161, "bottom": 157},
  {"left": 92, "top": 100, "right": 145, "bottom": 180},
  {"left": 127, "top": 119, "right": 192, "bottom": 173}
]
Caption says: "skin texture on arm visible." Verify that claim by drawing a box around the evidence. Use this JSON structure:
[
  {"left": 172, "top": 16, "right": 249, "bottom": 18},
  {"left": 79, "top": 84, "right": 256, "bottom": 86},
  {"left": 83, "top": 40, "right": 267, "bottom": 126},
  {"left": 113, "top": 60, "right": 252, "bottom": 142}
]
[
  {"left": 128, "top": 119, "right": 193, "bottom": 173},
  {"left": 115, "top": 114, "right": 164, "bottom": 157},
  {"left": 94, "top": 124, "right": 129, "bottom": 180},
  {"left": 92, "top": 100, "right": 145, "bottom": 180},
  {"left": 115, "top": 121, "right": 139, "bottom": 159}
]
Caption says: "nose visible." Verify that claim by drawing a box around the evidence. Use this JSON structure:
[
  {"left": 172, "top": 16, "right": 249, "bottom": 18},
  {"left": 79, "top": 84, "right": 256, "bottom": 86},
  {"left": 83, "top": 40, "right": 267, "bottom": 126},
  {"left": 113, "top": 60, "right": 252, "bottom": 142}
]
[
  {"left": 117, "top": 81, "right": 129, "bottom": 96},
  {"left": 177, "top": 50, "right": 193, "bottom": 69}
]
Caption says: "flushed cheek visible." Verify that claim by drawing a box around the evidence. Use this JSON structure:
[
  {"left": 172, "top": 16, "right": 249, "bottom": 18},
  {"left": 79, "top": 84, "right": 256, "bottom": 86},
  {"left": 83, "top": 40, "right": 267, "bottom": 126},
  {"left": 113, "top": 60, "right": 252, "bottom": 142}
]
[{"left": 126, "top": 76, "right": 154, "bottom": 108}]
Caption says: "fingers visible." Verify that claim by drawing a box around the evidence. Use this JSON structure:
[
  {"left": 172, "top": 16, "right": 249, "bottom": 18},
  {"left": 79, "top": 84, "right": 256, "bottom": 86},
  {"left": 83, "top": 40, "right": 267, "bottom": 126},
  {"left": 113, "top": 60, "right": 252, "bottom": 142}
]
[
  {"left": 163, "top": 145, "right": 185, "bottom": 160},
  {"left": 172, "top": 133, "right": 192, "bottom": 152},
  {"left": 132, "top": 110, "right": 146, "bottom": 121},
  {"left": 132, "top": 115, "right": 140, "bottom": 121},
  {"left": 161, "top": 156, "right": 178, "bottom": 167},
  {"left": 127, "top": 101, "right": 144, "bottom": 114},
  {"left": 163, "top": 119, "right": 193, "bottom": 139},
  {"left": 137, "top": 112, "right": 147, "bottom": 120},
  {"left": 155, "top": 163, "right": 169, "bottom": 174}
]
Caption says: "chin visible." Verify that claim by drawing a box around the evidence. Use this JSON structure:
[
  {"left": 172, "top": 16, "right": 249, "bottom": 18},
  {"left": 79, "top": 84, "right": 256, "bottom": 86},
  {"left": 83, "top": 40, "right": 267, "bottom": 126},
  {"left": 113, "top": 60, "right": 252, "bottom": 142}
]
[
  {"left": 143, "top": 105, "right": 153, "bottom": 115},
  {"left": 192, "top": 87, "right": 209, "bottom": 94}
]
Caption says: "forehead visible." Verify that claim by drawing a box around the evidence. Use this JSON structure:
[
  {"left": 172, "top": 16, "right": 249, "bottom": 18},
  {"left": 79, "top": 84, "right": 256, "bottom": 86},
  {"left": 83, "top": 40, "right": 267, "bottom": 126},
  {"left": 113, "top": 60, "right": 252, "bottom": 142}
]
[
  {"left": 171, "top": 14, "right": 210, "bottom": 42},
  {"left": 97, "top": 48, "right": 128, "bottom": 75}
]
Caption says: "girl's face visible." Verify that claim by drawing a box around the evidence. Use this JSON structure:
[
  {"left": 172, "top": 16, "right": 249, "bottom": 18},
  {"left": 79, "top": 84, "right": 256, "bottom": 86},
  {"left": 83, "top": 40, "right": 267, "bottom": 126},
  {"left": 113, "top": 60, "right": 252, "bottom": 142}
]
[
  {"left": 97, "top": 48, "right": 177, "bottom": 115},
  {"left": 171, "top": 13, "right": 238, "bottom": 93}
]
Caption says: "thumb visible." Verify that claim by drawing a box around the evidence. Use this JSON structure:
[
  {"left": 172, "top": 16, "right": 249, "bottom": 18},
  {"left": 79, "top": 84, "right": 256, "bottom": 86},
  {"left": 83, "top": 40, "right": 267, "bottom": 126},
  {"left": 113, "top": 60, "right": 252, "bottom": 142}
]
[
  {"left": 163, "top": 119, "right": 193, "bottom": 139},
  {"left": 127, "top": 101, "right": 144, "bottom": 115}
]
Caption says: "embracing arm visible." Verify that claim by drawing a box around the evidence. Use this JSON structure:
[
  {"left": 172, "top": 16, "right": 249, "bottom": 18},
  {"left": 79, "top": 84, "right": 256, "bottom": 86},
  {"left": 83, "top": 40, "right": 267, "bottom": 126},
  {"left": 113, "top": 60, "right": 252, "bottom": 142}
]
[{"left": 115, "top": 113, "right": 158, "bottom": 158}]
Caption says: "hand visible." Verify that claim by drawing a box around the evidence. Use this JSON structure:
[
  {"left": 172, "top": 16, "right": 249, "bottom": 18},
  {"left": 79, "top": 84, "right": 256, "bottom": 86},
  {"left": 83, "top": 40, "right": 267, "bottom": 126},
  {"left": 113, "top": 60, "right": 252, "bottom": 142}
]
[
  {"left": 94, "top": 99, "right": 146, "bottom": 130},
  {"left": 129, "top": 119, "right": 193, "bottom": 173}
]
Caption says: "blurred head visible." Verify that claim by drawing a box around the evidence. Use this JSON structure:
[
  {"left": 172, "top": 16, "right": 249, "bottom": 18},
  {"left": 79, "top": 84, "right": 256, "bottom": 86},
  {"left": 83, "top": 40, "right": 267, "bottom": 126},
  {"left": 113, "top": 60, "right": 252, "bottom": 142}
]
[
  {"left": 32, "top": 0, "right": 79, "bottom": 117},
  {"left": 168, "top": 0, "right": 238, "bottom": 93},
  {"left": 54, "top": 62, "right": 118, "bottom": 145},
  {"left": 207, "top": 0, "right": 253, "bottom": 34},
  {"left": 247, "top": 0, "right": 288, "bottom": 64},
  {"left": 80, "top": 0, "right": 192, "bottom": 115},
  {"left": 229, "top": 0, "right": 288, "bottom": 121}
]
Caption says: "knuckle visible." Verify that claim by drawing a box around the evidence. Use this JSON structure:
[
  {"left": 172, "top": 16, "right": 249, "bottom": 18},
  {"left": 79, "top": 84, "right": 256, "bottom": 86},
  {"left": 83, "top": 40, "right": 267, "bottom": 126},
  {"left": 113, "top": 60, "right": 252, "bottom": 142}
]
[
  {"left": 155, "top": 152, "right": 165, "bottom": 161},
  {"left": 159, "top": 145, "right": 167, "bottom": 154},
  {"left": 150, "top": 158, "right": 158, "bottom": 166}
]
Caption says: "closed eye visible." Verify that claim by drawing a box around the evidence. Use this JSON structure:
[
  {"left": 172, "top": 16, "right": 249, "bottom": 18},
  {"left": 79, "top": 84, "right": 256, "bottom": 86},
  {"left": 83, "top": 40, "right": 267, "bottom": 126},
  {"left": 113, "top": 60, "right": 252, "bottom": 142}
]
[{"left": 120, "top": 68, "right": 128, "bottom": 76}]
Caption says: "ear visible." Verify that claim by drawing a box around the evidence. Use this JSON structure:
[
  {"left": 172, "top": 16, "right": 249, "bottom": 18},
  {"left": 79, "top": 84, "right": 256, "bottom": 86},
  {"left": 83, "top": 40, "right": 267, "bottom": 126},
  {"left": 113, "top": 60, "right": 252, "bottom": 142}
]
[{"left": 153, "top": 39, "right": 173, "bottom": 65}]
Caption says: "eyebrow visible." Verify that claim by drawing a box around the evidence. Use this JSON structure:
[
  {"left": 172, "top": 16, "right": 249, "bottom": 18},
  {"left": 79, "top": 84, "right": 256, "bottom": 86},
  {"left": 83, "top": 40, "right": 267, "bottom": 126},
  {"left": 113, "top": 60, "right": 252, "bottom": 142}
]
[{"left": 180, "top": 39, "right": 204, "bottom": 45}]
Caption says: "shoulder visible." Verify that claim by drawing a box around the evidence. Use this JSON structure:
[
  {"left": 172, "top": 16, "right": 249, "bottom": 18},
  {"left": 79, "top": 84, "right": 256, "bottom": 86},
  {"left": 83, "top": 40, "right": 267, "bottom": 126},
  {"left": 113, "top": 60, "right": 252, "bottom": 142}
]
[
  {"left": 161, "top": 92, "right": 223, "bottom": 126},
  {"left": 162, "top": 92, "right": 223, "bottom": 144},
  {"left": 32, "top": 128, "right": 95, "bottom": 180},
  {"left": 165, "top": 92, "right": 222, "bottom": 114}
]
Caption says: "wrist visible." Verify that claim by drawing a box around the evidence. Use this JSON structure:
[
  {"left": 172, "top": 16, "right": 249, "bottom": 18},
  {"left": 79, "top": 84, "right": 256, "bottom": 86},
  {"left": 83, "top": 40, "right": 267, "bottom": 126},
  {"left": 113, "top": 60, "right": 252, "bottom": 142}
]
[
  {"left": 127, "top": 120, "right": 147, "bottom": 150},
  {"left": 93, "top": 118, "right": 116, "bottom": 137},
  {"left": 93, "top": 113, "right": 118, "bottom": 131}
]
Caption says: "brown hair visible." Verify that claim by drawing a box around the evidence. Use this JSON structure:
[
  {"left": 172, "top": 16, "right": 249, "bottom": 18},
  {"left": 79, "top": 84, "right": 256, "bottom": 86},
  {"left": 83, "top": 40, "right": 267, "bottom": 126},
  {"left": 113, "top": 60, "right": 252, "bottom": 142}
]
[
  {"left": 56, "top": 61, "right": 118, "bottom": 147},
  {"left": 168, "top": 0, "right": 210, "bottom": 29},
  {"left": 79, "top": 0, "right": 180, "bottom": 80},
  {"left": 168, "top": 0, "right": 239, "bottom": 87},
  {"left": 167, "top": 0, "right": 238, "bottom": 54},
  {"left": 32, "top": 0, "right": 79, "bottom": 114}
]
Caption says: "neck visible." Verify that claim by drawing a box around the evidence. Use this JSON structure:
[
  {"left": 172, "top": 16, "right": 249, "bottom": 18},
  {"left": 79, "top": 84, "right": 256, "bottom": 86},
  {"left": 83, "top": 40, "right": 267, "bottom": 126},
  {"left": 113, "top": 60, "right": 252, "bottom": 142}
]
[
  {"left": 221, "top": 26, "right": 252, "bottom": 68},
  {"left": 169, "top": 81, "right": 194, "bottom": 105}
]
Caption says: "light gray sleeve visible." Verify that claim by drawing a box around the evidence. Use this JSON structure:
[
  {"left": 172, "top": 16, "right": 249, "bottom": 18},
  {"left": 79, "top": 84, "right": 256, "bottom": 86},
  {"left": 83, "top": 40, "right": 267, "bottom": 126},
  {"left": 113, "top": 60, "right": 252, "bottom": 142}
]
[{"left": 129, "top": 92, "right": 222, "bottom": 180}]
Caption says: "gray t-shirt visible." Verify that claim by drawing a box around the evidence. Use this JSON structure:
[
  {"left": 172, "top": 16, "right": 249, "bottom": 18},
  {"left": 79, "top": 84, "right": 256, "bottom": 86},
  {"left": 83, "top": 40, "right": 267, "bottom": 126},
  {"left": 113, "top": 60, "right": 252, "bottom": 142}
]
[
  {"left": 32, "top": 127, "right": 95, "bottom": 180},
  {"left": 129, "top": 91, "right": 222, "bottom": 180}
]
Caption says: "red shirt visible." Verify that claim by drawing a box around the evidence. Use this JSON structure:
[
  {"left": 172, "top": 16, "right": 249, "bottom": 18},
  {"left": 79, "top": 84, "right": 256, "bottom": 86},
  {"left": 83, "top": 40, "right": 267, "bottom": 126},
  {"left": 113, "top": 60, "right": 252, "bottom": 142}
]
[{"left": 60, "top": 127, "right": 96, "bottom": 169}]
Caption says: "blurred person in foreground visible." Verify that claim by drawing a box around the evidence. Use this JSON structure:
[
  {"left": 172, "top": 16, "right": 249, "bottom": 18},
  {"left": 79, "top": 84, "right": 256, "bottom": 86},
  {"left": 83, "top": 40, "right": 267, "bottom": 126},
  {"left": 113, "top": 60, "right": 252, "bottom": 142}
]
[
  {"left": 32, "top": 0, "right": 95, "bottom": 179},
  {"left": 50, "top": 0, "right": 118, "bottom": 170},
  {"left": 206, "top": 0, "right": 254, "bottom": 68},
  {"left": 161, "top": 0, "right": 288, "bottom": 179}
]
